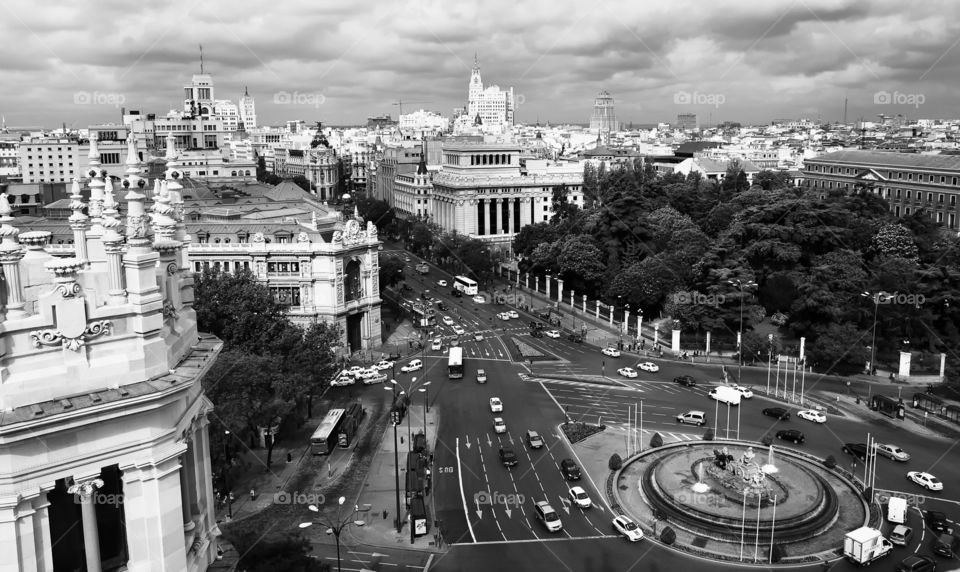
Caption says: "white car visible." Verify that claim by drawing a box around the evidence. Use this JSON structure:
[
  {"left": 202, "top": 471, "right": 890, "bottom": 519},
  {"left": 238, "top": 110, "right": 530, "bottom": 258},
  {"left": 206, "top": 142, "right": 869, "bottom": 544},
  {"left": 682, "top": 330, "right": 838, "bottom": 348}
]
[
  {"left": 876, "top": 443, "right": 910, "bottom": 462},
  {"left": 474, "top": 332, "right": 484, "bottom": 341},
  {"left": 907, "top": 471, "right": 943, "bottom": 491},
  {"left": 709, "top": 386, "right": 741, "bottom": 405},
  {"left": 437, "top": 280, "right": 447, "bottom": 287},
  {"left": 431, "top": 338, "right": 442, "bottom": 351},
  {"left": 617, "top": 367, "right": 638, "bottom": 378},
  {"left": 373, "top": 359, "right": 394, "bottom": 371},
  {"left": 442, "top": 316, "right": 455, "bottom": 326},
  {"left": 637, "top": 362, "right": 659, "bottom": 373},
  {"left": 612, "top": 515, "right": 644, "bottom": 542},
  {"left": 602, "top": 347, "right": 621, "bottom": 357},
  {"left": 493, "top": 417, "right": 506, "bottom": 433},
  {"left": 498, "top": 312, "right": 511, "bottom": 321},
  {"left": 730, "top": 384, "right": 753, "bottom": 399},
  {"left": 545, "top": 330, "right": 561, "bottom": 339},
  {"left": 400, "top": 359, "right": 422, "bottom": 373},
  {"left": 347, "top": 365, "right": 365, "bottom": 378},
  {"left": 508, "top": 310, "right": 519, "bottom": 318},
  {"left": 332, "top": 372, "right": 356, "bottom": 386},
  {"left": 797, "top": 409, "right": 826, "bottom": 423},
  {"left": 568, "top": 486, "right": 592, "bottom": 509},
  {"left": 489, "top": 397, "right": 503, "bottom": 413},
  {"left": 452, "top": 325, "right": 466, "bottom": 335},
  {"left": 362, "top": 371, "right": 387, "bottom": 385},
  {"left": 472, "top": 295, "right": 485, "bottom": 304}
]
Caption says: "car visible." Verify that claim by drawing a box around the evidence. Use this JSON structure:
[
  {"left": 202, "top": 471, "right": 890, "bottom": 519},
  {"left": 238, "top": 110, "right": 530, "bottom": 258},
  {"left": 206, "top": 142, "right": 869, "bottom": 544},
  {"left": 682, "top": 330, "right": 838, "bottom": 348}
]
[
  {"left": 797, "top": 409, "right": 826, "bottom": 423},
  {"left": 507, "top": 310, "right": 519, "bottom": 319},
  {"left": 530, "top": 329, "right": 544, "bottom": 338},
  {"left": 709, "top": 386, "right": 741, "bottom": 405},
  {"left": 842, "top": 443, "right": 868, "bottom": 460},
  {"left": 472, "top": 295, "right": 485, "bottom": 304},
  {"left": 476, "top": 369, "right": 487, "bottom": 383},
  {"left": 436, "top": 301, "right": 448, "bottom": 311},
  {"left": 560, "top": 459, "right": 581, "bottom": 480},
  {"left": 762, "top": 407, "right": 790, "bottom": 420},
  {"left": 674, "top": 375, "right": 697, "bottom": 387},
  {"left": 612, "top": 515, "right": 644, "bottom": 542},
  {"left": 452, "top": 325, "right": 465, "bottom": 335},
  {"left": 404, "top": 256, "right": 411, "bottom": 262},
  {"left": 497, "top": 312, "right": 511, "bottom": 321},
  {"left": 332, "top": 372, "right": 356, "bottom": 386},
  {"left": 908, "top": 471, "right": 944, "bottom": 491},
  {"left": 677, "top": 410, "right": 706, "bottom": 426},
  {"left": 493, "top": 417, "right": 506, "bottom": 433},
  {"left": 400, "top": 359, "right": 422, "bottom": 373},
  {"left": 618, "top": 367, "right": 638, "bottom": 378},
  {"left": 489, "top": 397, "right": 503, "bottom": 413},
  {"left": 347, "top": 365, "right": 365, "bottom": 377},
  {"left": 933, "top": 533, "right": 959, "bottom": 558},
  {"left": 896, "top": 555, "right": 936, "bottom": 572},
  {"left": 373, "top": 359, "right": 394, "bottom": 371},
  {"left": 362, "top": 371, "right": 387, "bottom": 385},
  {"left": 545, "top": 330, "right": 561, "bottom": 339},
  {"left": 450, "top": 288, "right": 462, "bottom": 297},
  {"left": 775, "top": 429, "right": 804, "bottom": 444},
  {"left": 890, "top": 525, "right": 914, "bottom": 546},
  {"left": 568, "top": 486, "right": 592, "bottom": 509},
  {"left": 437, "top": 279, "right": 447, "bottom": 287},
  {"left": 926, "top": 510, "right": 949, "bottom": 534},
  {"left": 637, "top": 362, "right": 659, "bottom": 372},
  {"left": 442, "top": 315, "right": 455, "bottom": 326},
  {"left": 526, "top": 430, "right": 544, "bottom": 449},
  {"left": 431, "top": 338, "right": 442, "bottom": 351},
  {"left": 534, "top": 501, "right": 562, "bottom": 532},
  {"left": 567, "top": 332, "right": 583, "bottom": 343},
  {"left": 474, "top": 332, "right": 484, "bottom": 341},
  {"left": 876, "top": 443, "right": 911, "bottom": 462},
  {"left": 499, "top": 447, "right": 518, "bottom": 467},
  {"left": 602, "top": 347, "right": 621, "bottom": 357},
  {"left": 730, "top": 384, "right": 753, "bottom": 398}
]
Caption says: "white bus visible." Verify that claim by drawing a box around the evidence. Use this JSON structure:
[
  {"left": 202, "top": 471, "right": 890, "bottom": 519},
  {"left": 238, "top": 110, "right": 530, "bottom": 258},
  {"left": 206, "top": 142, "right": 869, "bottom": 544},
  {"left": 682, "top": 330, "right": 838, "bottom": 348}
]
[
  {"left": 448, "top": 346, "right": 464, "bottom": 379},
  {"left": 453, "top": 276, "right": 478, "bottom": 296},
  {"left": 311, "top": 408, "right": 346, "bottom": 455}
]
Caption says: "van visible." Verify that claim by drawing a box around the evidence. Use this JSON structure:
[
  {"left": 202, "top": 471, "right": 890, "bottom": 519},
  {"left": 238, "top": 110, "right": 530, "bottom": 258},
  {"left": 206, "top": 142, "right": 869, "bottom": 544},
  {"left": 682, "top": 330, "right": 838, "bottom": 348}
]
[
  {"left": 709, "top": 385, "right": 742, "bottom": 406},
  {"left": 476, "top": 369, "right": 487, "bottom": 383},
  {"left": 887, "top": 496, "right": 907, "bottom": 524}
]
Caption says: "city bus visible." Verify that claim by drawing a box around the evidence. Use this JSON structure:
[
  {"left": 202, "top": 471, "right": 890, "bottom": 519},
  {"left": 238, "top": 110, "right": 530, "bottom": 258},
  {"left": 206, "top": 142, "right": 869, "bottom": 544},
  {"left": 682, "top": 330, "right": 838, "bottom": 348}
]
[
  {"left": 453, "top": 276, "right": 478, "bottom": 296},
  {"left": 448, "top": 346, "right": 464, "bottom": 379},
  {"left": 311, "top": 408, "right": 346, "bottom": 455}
]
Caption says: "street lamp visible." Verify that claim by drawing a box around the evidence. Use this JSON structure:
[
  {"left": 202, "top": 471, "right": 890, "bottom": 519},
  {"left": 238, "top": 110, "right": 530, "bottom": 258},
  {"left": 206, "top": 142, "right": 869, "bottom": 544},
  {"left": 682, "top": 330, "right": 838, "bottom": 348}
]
[
  {"left": 299, "top": 496, "right": 357, "bottom": 572},
  {"left": 728, "top": 279, "right": 757, "bottom": 384},
  {"left": 861, "top": 291, "right": 888, "bottom": 376},
  {"left": 223, "top": 430, "right": 232, "bottom": 520},
  {"left": 384, "top": 384, "right": 402, "bottom": 532}
]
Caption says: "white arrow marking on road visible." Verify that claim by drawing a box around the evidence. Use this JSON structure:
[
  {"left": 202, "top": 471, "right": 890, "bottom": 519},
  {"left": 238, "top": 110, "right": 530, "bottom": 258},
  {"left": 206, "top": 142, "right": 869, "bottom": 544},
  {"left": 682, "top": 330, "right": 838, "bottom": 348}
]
[
  {"left": 508, "top": 433, "right": 514, "bottom": 445},
  {"left": 486, "top": 434, "right": 492, "bottom": 447},
  {"left": 475, "top": 497, "right": 483, "bottom": 519},
  {"left": 465, "top": 437, "right": 471, "bottom": 449},
  {"left": 504, "top": 508, "right": 512, "bottom": 518},
  {"left": 560, "top": 498, "right": 571, "bottom": 514}
]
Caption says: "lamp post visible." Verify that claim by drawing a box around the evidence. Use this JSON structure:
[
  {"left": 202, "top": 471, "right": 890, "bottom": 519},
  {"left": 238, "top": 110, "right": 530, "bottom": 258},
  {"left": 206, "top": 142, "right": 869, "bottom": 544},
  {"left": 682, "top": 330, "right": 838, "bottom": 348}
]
[
  {"left": 384, "top": 385, "right": 402, "bottom": 532},
  {"left": 223, "top": 430, "right": 232, "bottom": 520},
  {"left": 728, "top": 279, "right": 757, "bottom": 384},
  {"left": 418, "top": 383, "right": 430, "bottom": 438},
  {"left": 299, "top": 496, "right": 357, "bottom": 572},
  {"left": 861, "top": 291, "right": 888, "bottom": 376},
  {"left": 625, "top": 303, "right": 631, "bottom": 342}
]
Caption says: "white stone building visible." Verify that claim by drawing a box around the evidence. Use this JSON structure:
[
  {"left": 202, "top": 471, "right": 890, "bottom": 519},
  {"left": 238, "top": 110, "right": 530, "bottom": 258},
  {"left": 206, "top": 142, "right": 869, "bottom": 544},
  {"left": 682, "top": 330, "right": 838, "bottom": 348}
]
[
  {"left": 238, "top": 86, "right": 257, "bottom": 130},
  {"left": 460, "top": 57, "right": 514, "bottom": 133},
  {"left": 399, "top": 110, "right": 450, "bottom": 134}
]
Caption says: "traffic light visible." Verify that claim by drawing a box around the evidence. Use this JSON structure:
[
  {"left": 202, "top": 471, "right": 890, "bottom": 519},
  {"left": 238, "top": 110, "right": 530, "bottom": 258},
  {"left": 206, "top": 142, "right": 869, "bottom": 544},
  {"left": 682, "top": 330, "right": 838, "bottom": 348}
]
[{"left": 391, "top": 409, "right": 400, "bottom": 425}]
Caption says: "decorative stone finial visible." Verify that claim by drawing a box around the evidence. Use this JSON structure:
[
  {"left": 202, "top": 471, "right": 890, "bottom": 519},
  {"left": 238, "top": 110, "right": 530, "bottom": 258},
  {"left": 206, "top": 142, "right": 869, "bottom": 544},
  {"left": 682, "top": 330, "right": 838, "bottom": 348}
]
[
  {"left": 0, "top": 193, "right": 22, "bottom": 254},
  {"left": 68, "top": 179, "right": 88, "bottom": 230},
  {"left": 124, "top": 171, "right": 151, "bottom": 248},
  {"left": 101, "top": 176, "right": 124, "bottom": 243},
  {"left": 124, "top": 133, "right": 143, "bottom": 189},
  {"left": 151, "top": 180, "right": 178, "bottom": 242}
]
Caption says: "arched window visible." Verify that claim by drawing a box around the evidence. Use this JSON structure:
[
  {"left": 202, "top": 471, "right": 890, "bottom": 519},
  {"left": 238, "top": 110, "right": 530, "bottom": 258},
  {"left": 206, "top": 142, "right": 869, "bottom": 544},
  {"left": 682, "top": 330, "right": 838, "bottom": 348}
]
[
  {"left": 344, "top": 259, "right": 363, "bottom": 302},
  {"left": 231, "top": 171, "right": 237, "bottom": 176},
  {"left": 245, "top": 170, "right": 251, "bottom": 176}
]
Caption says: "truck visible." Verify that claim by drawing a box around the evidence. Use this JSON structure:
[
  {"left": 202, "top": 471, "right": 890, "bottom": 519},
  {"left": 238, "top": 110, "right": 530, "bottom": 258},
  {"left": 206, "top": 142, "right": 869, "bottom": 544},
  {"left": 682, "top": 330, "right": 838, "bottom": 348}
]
[
  {"left": 415, "top": 262, "right": 430, "bottom": 275},
  {"left": 887, "top": 496, "right": 907, "bottom": 524},
  {"left": 844, "top": 527, "right": 893, "bottom": 566}
]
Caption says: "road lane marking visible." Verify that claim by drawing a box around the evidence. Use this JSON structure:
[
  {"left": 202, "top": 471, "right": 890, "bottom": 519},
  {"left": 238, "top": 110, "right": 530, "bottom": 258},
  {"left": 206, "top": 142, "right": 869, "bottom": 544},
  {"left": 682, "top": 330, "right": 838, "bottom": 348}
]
[{"left": 456, "top": 437, "right": 477, "bottom": 543}]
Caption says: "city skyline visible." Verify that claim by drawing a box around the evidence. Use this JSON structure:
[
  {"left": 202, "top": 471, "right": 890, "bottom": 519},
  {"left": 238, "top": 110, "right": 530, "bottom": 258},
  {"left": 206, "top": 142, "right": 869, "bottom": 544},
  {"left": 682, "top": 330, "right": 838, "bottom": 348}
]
[{"left": 2, "top": 0, "right": 959, "bottom": 128}]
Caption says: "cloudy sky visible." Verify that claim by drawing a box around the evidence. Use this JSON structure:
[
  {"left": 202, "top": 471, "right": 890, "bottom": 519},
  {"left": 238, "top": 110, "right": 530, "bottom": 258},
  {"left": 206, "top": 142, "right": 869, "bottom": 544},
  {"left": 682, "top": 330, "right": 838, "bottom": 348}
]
[{"left": 2, "top": 0, "right": 959, "bottom": 129}]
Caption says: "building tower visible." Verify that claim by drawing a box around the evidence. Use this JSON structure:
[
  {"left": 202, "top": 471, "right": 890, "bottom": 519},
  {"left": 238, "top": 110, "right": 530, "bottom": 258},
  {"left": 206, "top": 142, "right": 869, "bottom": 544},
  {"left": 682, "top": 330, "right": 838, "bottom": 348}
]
[
  {"left": 589, "top": 91, "right": 619, "bottom": 140},
  {"left": 183, "top": 71, "right": 215, "bottom": 117},
  {"left": 467, "top": 53, "right": 483, "bottom": 118},
  {"left": 239, "top": 85, "right": 257, "bottom": 130}
]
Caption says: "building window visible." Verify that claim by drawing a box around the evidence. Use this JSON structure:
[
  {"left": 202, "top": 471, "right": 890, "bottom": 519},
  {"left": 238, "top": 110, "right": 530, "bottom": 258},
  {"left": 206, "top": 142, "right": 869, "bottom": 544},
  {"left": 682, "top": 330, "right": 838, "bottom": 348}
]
[
  {"left": 950, "top": 213, "right": 956, "bottom": 228},
  {"left": 905, "top": 207, "right": 911, "bottom": 215},
  {"left": 906, "top": 190, "right": 911, "bottom": 199},
  {"left": 939, "top": 194, "right": 944, "bottom": 204},
  {"left": 951, "top": 196, "right": 957, "bottom": 206},
  {"left": 937, "top": 212, "right": 944, "bottom": 224}
]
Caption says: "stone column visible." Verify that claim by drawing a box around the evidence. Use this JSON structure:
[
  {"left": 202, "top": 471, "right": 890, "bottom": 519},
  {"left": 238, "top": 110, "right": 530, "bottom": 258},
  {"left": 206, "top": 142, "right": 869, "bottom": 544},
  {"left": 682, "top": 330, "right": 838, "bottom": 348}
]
[
  {"left": 595, "top": 302, "right": 599, "bottom": 320},
  {"left": 608, "top": 304, "right": 614, "bottom": 325},
  {"left": 624, "top": 309, "right": 630, "bottom": 335},
  {"left": 101, "top": 181, "right": 127, "bottom": 304},
  {"left": 557, "top": 279, "right": 563, "bottom": 307},
  {"left": 120, "top": 451, "right": 189, "bottom": 572},
  {"left": 67, "top": 179, "right": 90, "bottom": 265},
  {"left": 654, "top": 326, "right": 660, "bottom": 347},
  {"left": 32, "top": 491, "right": 55, "bottom": 571},
  {"left": 570, "top": 290, "right": 575, "bottom": 307},
  {"left": 638, "top": 314, "right": 643, "bottom": 340},
  {"left": 507, "top": 198, "right": 515, "bottom": 234},
  {"left": 516, "top": 270, "right": 521, "bottom": 288},
  {"left": 582, "top": 294, "right": 587, "bottom": 313},
  {"left": 545, "top": 275, "right": 552, "bottom": 299},
  {"left": 706, "top": 331, "right": 711, "bottom": 354},
  {"left": 525, "top": 273, "right": 529, "bottom": 289},
  {"left": 534, "top": 275, "right": 539, "bottom": 294},
  {"left": 69, "top": 477, "right": 104, "bottom": 572},
  {"left": 0, "top": 194, "right": 26, "bottom": 319}
]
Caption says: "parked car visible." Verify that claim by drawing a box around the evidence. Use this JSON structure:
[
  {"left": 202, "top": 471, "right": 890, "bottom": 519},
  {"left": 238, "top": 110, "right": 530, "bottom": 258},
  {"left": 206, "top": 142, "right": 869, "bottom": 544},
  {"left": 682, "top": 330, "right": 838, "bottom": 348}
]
[
  {"left": 618, "top": 367, "right": 638, "bottom": 378},
  {"left": 842, "top": 443, "right": 868, "bottom": 460},
  {"left": 437, "top": 279, "right": 447, "bottom": 287},
  {"left": 677, "top": 410, "right": 706, "bottom": 426},
  {"left": 451, "top": 288, "right": 462, "bottom": 298},
  {"left": 526, "top": 430, "right": 544, "bottom": 449},
  {"left": 908, "top": 471, "right": 944, "bottom": 491},
  {"left": 436, "top": 301, "right": 448, "bottom": 311},
  {"left": 489, "top": 397, "right": 503, "bottom": 413},
  {"left": 530, "top": 329, "right": 544, "bottom": 338},
  {"left": 347, "top": 365, "right": 365, "bottom": 377},
  {"left": 932, "top": 533, "right": 959, "bottom": 558},
  {"left": 797, "top": 409, "right": 827, "bottom": 423},
  {"left": 560, "top": 459, "right": 581, "bottom": 480},
  {"left": 499, "top": 447, "right": 518, "bottom": 467},
  {"left": 431, "top": 338, "right": 442, "bottom": 351},
  {"left": 452, "top": 325, "right": 465, "bottom": 335},
  {"left": 472, "top": 295, "right": 485, "bottom": 303},
  {"left": 602, "top": 347, "right": 621, "bottom": 357},
  {"left": 876, "top": 443, "right": 911, "bottom": 462},
  {"left": 567, "top": 333, "right": 583, "bottom": 343},
  {"left": 709, "top": 386, "right": 742, "bottom": 405},
  {"left": 730, "top": 384, "right": 753, "bottom": 398},
  {"left": 474, "top": 332, "right": 484, "bottom": 341},
  {"left": 497, "top": 312, "right": 511, "bottom": 321},
  {"left": 674, "top": 375, "right": 697, "bottom": 387},
  {"left": 762, "top": 407, "right": 791, "bottom": 420},
  {"left": 612, "top": 515, "right": 644, "bottom": 542},
  {"left": 776, "top": 429, "right": 805, "bottom": 444},
  {"left": 545, "top": 330, "right": 561, "bottom": 339},
  {"left": 442, "top": 315, "right": 455, "bottom": 326},
  {"left": 568, "top": 486, "right": 592, "bottom": 509}
]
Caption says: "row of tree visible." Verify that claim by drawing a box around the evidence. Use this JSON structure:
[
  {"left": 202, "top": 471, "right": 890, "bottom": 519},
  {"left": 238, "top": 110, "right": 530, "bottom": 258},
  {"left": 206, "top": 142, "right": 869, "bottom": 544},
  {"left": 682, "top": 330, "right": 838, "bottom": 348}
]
[{"left": 514, "top": 160, "right": 960, "bottom": 378}]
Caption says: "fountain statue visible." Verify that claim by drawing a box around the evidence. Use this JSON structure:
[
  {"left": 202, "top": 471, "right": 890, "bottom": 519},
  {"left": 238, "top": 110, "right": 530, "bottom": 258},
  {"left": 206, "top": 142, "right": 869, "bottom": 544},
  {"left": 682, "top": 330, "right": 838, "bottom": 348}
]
[
  {"left": 692, "top": 461, "right": 710, "bottom": 493},
  {"left": 763, "top": 444, "right": 779, "bottom": 474},
  {"left": 705, "top": 446, "right": 773, "bottom": 501}
]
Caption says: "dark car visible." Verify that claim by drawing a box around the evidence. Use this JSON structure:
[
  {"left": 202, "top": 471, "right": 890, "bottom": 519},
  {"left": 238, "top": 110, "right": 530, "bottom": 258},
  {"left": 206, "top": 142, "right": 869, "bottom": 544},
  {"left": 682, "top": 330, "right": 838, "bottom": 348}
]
[
  {"left": 499, "top": 447, "right": 518, "bottom": 467},
  {"left": 933, "top": 534, "right": 959, "bottom": 558},
  {"left": 897, "top": 555, "right": 937, "bottom": 572},
  {"left": 530, "top": 329, "right": 544, "bottom": 338},
  {"left": 451, "top": 289, "right": 462, "bottom": 298},
  {"left": 674, "top": 375, "right": 697, "bottom": 387},
  {"left": 776, "top": 429, "right": 804, "bottom": 444},
  {"left": 436, "top": 302, "right": 448, "bottom": 311},
  {"left": 926, "top": 510, "right": 949, "bottom": 534},
  {"left": 762, "top": 407, "right": 791, "bottom": 420},
  {"left": 842, "top": 443, "right": 868, "bottom": 460},
  {"left": 560, "top": 459, "right": 581, "bottom": 480},
  {"left": 567, "top": 333, "right": 583, "bottom": 343}
]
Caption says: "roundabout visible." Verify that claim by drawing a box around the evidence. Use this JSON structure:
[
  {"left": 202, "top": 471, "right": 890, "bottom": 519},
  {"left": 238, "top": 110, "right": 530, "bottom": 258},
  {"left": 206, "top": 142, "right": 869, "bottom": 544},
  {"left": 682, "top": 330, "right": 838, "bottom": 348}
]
[{"left": 614, "top": 441, "right": 869, "bottom": 564}]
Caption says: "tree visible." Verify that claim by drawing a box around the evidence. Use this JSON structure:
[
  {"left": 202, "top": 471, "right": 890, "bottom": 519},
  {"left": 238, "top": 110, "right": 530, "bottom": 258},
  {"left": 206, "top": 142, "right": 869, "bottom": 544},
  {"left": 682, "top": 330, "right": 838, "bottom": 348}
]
[
  {"left": 557, "top": 235, "right": 605, "bottom": 285},
  {"left": 806, "top": 322, "right": 869, "bottom": 376},
  {"left": 409, "top": 223, "right": 433, "bottom": 256},
  {"left": 194, "top": 268, "right": 289, "bottom": 353},
  {"left": 582, "top": 162, "right": 599, "bottom": 208},
  {"left": 379, "top": 257, "right": 405, "bottom": 292},
  {"left": 291, "top": 175, "right": 312, "bottom": 193},
  {"left": 550, "top": 184, "right": 579, "bottom": 221},
  {"left": 224, "top": 526, "right": 325, "bottom": 572},
  {"left": 650, "top": 432, "right": 663, "bottom": 448},
  {"left": 873, "top": 222, "right": 919, "bottom": 262},
  {"left": 608, "top": 453, "right": 623, "bottom": 470},
  {"left": 355, "top": 196, "right": 395, "bottom": 231},
  {"left": 753, "top": 169, "right": 793, "bottom": 191},
  {"left": 256, "top": 156, "right": 269, "bottom": 182},
  {"left": 512, "top": 222, "right": 557, "bottom": 259},
  {"left": 276, "top": 322, "right": 342, "bottom": 418}
]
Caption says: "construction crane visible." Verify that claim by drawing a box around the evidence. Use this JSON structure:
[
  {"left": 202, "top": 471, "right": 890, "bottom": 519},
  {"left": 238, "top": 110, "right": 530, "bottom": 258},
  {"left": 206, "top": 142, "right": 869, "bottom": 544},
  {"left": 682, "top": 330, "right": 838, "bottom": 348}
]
[{"left": 392, "top": 99, "right": 433, "bottom": 117}]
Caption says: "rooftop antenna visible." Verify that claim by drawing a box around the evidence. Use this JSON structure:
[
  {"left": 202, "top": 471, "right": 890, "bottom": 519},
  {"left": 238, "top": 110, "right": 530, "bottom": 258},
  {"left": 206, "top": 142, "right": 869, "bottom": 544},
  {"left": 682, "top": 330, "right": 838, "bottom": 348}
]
[
  {"left": 199, "top": 44, "right": 204, "bottom": 74},
  {"left": 843, "top": 95, "right": 848, "bottom": 126}
]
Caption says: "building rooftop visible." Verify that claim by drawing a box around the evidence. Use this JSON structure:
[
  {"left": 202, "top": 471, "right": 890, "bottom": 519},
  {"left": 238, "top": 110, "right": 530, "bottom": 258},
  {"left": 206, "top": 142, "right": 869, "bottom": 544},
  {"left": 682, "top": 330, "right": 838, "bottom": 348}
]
[{"left": 805, "top": 150, "right": 960, "bottom": 170}]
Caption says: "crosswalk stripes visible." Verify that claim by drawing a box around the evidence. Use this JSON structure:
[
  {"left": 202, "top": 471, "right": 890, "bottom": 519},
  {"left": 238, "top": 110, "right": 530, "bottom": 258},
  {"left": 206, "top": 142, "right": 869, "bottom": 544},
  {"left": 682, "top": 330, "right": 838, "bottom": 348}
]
[
  {"left": 519, "top": 376, "right": 638, "bottom": 391},
  {"left": 608, "top": 425, "right": 702, "bottom": 442}
]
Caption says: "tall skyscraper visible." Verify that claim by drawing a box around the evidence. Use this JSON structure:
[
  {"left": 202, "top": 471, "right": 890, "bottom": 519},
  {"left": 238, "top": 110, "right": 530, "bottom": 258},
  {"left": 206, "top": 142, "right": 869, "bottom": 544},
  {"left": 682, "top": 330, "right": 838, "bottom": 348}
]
[
  {"left": 589, "top": 90, "right": 618, "bottom": 133},
  {"left": 462, "top": 55, "right": 515, "bottom": 131}
]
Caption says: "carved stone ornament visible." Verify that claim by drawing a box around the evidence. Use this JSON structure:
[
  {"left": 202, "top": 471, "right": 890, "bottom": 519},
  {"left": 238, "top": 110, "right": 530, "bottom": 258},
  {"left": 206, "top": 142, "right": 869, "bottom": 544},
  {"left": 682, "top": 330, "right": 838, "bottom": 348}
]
[
  {"left": 457, "top": 200, "right": 464, "bottom": 206},
  {"left": 161, "top": 301, "right": 179, "bottom": 320},
  {"left": 166, "top": 262, "right": 179, "bottom": 276},
  {"left": 366, "top": 221, "right": 378, "bottom": 238},
  {"left": 30, "top": 320, "right": 113, "bottom": 352},
  {"left": 342, "top": 220, "right": 361, "bottom": 245},
  {"left": 297, "top": 232, "right": 310, "bottom": 243},
  {"left": 332, "top": 231, "right": 343, "bottom": 245},
  {"left": 252, "top": 232, "right": 265, "bottom": 243}
]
